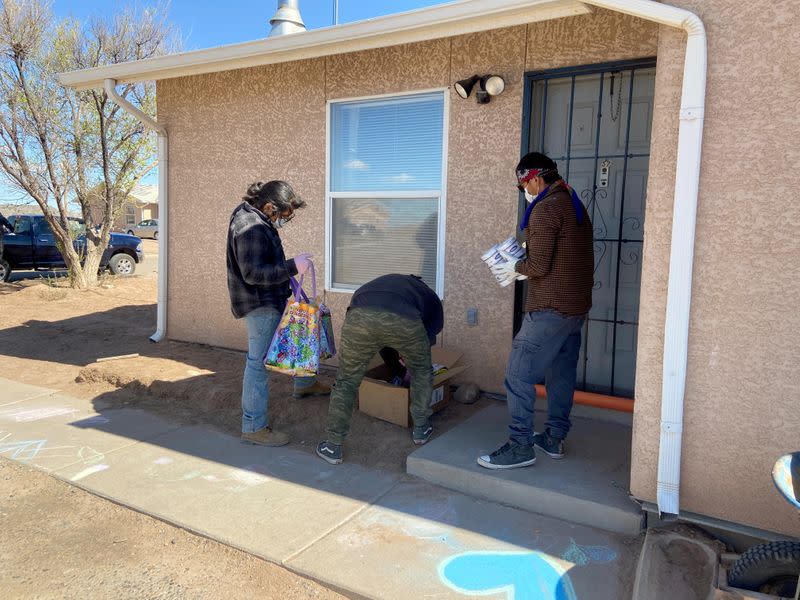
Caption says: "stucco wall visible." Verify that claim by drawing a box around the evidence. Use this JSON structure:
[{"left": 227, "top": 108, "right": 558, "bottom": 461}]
[
  {"left": 159, "top": 9, "right": 658, "bottom": 391},
  {"left": 159, "top": 58, "right": 327, "bottom": 350},
  {"left": 157, "top": 3, "right": 798, "bottom": 535},
  {"left": 630, "top": 0, "right": 800, "bottom": 536}
]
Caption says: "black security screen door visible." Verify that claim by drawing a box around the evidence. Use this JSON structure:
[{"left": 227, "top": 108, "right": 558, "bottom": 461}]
[{"left": 517, "top": 58, "right": 657, "bottom": 398}]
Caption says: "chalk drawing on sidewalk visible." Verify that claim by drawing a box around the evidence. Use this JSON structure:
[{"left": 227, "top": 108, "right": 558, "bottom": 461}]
[
  {"left": 335, "top": 497, "right": 466, "bottom": 551},
  {"left": 71, "top": 464, "right": 110, "bottom": 481},
  {"left": 77, "top": 446, "right": 105, "bottom": 465},
  {"left": 144, "top": 461, "right": 272, "bottom": 492},
  {"left": 0, "top": 406, "right": 79, "bottom": 422},
  {"left": 0, "top": 433, "right": 105, "bottom": 466},
  {"left": 439, "top": 551, "right": 577, "bottom": 600},
  {"left": 0, "top": 438, "right": 49, "bottom": 460},
  {"left": 560, "top": 538, "right": 617, "bottom": 567}
]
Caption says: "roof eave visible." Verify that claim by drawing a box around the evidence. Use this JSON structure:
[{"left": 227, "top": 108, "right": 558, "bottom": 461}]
[{"left": 58, "top": 0, "right": 591, "bottom": 90}]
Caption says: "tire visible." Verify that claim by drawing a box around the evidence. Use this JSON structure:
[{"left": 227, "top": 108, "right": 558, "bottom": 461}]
[
  {"left": 0, "top": 258, "right": 10, "bottom": 282},
  {"left": 127, "top": 230, "right": 134, "bottom": 235},
  {"left": 728, "top": 541, "right": 800, "bottom": 596},
  {"left": 153, "top": 231, "right": 158, "bottom": 240},
  {"left": 108, "top": 252, "right": 136, "bottom": 276}
]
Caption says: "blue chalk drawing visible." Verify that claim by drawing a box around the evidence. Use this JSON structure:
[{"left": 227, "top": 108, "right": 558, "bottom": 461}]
[
  {"left": 439, "top": 551, "right": 577, "bottom": 600},
  {"left": 0, "top": 438, "right": 48, "bottom": 460},
  {"left": 560, "top": 539, "right": 617, "bottom": 567}
]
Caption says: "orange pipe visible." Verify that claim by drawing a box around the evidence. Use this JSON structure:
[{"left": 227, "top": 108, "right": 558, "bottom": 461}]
[{"left": 534, "top": 384, "right": 634, "bottom": 413}]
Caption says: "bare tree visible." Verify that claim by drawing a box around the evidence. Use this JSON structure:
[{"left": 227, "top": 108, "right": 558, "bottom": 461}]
[{"left": 0, "top": 0, "right": 176, "bottom": 287}]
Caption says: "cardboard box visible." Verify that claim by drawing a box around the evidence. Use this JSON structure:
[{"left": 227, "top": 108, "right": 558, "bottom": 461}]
[{"left": 357, "top": 347, "right": 466, "bottom": 428}]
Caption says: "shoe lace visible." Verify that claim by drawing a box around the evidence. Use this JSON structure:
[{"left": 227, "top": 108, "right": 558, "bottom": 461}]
[{"left": 490, "top": 441, "right": 514, "bottom": 457}]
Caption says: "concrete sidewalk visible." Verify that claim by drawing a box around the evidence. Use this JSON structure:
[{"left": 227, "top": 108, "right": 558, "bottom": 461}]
[{"left": 0, "top": 377, "right": 642, "bottom": 599}]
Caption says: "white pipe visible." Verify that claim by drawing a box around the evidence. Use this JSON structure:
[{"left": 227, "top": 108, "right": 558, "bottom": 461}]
[
  {"left": 580, "top": 0, "right": 707, "bottom": 516},
  {"left": 104, "top": 79, "right": 169, "bottom": 343}
]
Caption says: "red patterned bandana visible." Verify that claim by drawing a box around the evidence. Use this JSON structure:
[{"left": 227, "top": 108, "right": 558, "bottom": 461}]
[{"left": 516, "top": 167, "right": 557, "bottom": 189}]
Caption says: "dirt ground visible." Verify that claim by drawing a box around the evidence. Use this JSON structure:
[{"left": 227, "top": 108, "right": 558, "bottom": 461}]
[
  {"left": 0, "top": 241, "right": 491, "bottom": 472},
  {"left": 0, "top": 458, "right": 347, "bottom": 599}
]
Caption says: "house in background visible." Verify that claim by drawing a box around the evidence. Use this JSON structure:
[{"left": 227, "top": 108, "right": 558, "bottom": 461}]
[
  {"left": 58, "top": 0, "right": 800, "bottom": 542},
  {"left": 119, "top": 184, "right": 159, "bottom": 232},
  {"left": 86, "top": 183, "right": 159, "bottom": 232}
]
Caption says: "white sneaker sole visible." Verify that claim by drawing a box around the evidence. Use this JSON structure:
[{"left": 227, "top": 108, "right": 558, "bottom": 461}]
[
  {"left": 316, "top": 448, "right": 342, "bottom": 465},
  {"left": 476, "top": 455, "right": 537, "bottom": 470}
]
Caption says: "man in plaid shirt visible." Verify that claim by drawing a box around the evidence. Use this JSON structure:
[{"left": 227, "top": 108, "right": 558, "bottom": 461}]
[{"left": 478, "top": 152, "right": 594, "bottom": 470}]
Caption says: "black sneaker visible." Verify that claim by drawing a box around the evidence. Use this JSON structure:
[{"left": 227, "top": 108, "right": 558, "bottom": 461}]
[
  {"left": 316, "top": 441, "right": 342, "bottom": 465},
  {"left": 533, "top": 430, "right": 565, "bottom": 459},
  {"left": 412, "top": 422, "right": 433, "bottom": 445},
  {"left": 477, "top": 440, "right": 536, "bottom": 470}
]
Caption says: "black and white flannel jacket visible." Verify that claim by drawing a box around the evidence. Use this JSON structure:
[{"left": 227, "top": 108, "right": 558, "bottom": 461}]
[{"left": 226, "top": 201, "right": 297, "bottom": 319}]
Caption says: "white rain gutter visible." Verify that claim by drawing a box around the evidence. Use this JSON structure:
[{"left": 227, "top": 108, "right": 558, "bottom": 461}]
[
  {"left": 104, "top": 79, "right": 169, "bottom": 343},
  {"left": 581, "top": 0, "right": 706, "bottom": 516}
]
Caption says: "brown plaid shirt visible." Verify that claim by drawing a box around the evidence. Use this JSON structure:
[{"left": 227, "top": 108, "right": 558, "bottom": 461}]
[{"left": 515, "top": 183, "right": 594, "bottom": 316}]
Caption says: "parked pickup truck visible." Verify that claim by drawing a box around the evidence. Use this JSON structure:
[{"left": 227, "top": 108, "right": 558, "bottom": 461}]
[{"left": 0, "top": 214, "right": 144, "bottom": 282}]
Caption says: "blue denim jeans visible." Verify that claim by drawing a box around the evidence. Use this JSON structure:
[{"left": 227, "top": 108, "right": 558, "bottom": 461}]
[
  {"left": 241, "top": 306, "right": 315, "bottom": 433},
  {"left": 505, "top": 309, "right": 585, "bottom": 445}
]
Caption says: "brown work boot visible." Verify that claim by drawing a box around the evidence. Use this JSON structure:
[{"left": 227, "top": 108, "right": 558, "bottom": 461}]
[
  {"left": 241, "top": 427, "right": 289, "bottom": 447},
  {"left": 293, "top": 381, "right": 331, "bottom": 399}
]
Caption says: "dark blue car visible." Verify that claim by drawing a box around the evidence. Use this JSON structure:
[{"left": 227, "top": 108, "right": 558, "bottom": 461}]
[{"left": 0, "top": 214, "right": 144, "bottom": 282}]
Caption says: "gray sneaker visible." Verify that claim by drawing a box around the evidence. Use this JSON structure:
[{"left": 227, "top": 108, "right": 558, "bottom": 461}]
[
  {"left": 316, "top": 441, "right": 342, "bottom": 465},
  {"left": 477, "top": 440, "right": 536, "bottom": 470},
  {"left": 412, "top": 422, "right": 434, "bottom": 445},
  {"left": 533, "top": 430, "right": 565, "bottom": 459}
]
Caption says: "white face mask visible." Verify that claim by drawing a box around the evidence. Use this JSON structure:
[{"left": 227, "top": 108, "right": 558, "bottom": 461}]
[
  {"left": 274, "top": 217, "right": 288, "bottom": 229},
  {"left": 524, "top": 189, "right": 536, "bottom": 204}
]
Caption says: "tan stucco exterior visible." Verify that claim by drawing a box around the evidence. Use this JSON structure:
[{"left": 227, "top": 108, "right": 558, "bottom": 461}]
[
  {"left": 157, "top": 4, "right": 799, "bottom": 536},
  {"left": 630, "top": 0, "right": 800, "bottom": 537}
]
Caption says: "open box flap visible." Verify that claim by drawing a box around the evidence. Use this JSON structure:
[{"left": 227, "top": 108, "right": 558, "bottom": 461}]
[
  {"left": 431, "top": 346, "right": 463, "bottom": 368},
  {"left": 433, "top": 364, "right": 468, "bottom": 387}
]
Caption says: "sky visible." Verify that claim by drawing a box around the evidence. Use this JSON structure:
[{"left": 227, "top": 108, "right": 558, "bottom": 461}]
[
  {"left": 52, "top": 0, "right": 451, "bottom": 50},
  {"left": 0, "top": 0, "right": 451, "bottom": 203}
]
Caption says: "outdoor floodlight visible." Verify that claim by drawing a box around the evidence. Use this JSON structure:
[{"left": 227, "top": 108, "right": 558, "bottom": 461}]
[
  {"left": 483, "top": 75, "right": 505, "bottom": 96},
  {"left": 454, "top": 74, "right": 506, "bottom": 104},
  {"left": 454, "top": 75, "right": 480, "bottom": 99}
]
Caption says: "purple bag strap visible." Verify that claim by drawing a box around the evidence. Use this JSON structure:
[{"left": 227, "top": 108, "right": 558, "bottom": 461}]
[
  {"left": 290, "top": 261, "right": 316, "bottom": 303},
  {"left": 289, "top": 276, "right": 309, "bottom": 303}
]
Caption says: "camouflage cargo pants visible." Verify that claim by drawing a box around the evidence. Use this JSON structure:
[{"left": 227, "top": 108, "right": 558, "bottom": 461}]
[{"left": 325, "top": 308, "right": 433, "bottom": 444}]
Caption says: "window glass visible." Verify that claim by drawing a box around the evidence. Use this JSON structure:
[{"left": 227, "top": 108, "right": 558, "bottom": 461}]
[{"left": 328, "top": 92, "right": 445, "bottom": 291}]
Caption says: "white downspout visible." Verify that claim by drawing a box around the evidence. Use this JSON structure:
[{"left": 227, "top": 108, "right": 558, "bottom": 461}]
[
  {"left": 580, "top": 0, "right": 707, "bottom": 516},
  {"left": 104, "top": 79, "right": 169, "bottom": 343}
]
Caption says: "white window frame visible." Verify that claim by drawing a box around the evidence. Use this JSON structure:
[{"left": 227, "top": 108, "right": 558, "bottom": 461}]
[{"left": 325, "top": 88, "right": 449, "bottom": 297}]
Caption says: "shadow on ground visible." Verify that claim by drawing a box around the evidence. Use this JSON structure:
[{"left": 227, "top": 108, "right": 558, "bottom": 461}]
[
  {"left": 0, "top": 303, "right": 489, "bottom": 473},
  {"left": 0, "top": 302, "right": 642, "bottom": 598}
]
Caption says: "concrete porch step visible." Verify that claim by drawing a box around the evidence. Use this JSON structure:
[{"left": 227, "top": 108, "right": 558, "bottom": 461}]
[{"left": 408, "top": 402, "right": 644, "bottom": 535}]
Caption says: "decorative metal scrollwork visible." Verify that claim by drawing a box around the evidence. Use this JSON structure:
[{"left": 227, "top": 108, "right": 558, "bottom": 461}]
[
  {"left": 581, "top": 187, "right": 608, "bottom": 239},
  {"left": 592, "top": 240, "right": 607, "bottom": 290},
  {"left": 620, "top": 243, "right": 640, "bottom": 267}
]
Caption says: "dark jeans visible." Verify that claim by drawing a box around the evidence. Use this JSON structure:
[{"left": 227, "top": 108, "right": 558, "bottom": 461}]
[{"left": 505, "top": 310, "right": 585, "bottom": 445}]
